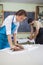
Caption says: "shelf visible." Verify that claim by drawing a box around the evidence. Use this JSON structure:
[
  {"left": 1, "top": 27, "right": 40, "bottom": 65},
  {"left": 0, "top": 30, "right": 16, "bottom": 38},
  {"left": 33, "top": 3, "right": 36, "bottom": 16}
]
[
  {"left": 35, "top": 6, "right": 43, "bottom": 20},
  {"left": 39, "top": 13, "right": 43, "bottom": 16},
  {"left": 0, "top": 4, "right": 3, "bottom": 26}
]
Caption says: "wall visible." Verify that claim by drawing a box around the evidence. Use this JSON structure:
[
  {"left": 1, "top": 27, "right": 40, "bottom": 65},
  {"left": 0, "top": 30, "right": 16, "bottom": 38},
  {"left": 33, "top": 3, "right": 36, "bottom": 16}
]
[
  {"left": 0, "top": 2, "right": 43, "bottom": 32},
  {"left": 0, "top": 2, "right": 43, "bottom": 12}
]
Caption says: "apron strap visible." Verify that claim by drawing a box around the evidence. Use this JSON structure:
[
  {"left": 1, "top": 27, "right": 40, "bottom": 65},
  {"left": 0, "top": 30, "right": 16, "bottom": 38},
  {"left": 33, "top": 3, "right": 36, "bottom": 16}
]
[
  {"left": 12, "top": 16, "right": 14, "bottom": 22},
  {"left": 11, "top": 16, "right": 17, "bottom": 34}
]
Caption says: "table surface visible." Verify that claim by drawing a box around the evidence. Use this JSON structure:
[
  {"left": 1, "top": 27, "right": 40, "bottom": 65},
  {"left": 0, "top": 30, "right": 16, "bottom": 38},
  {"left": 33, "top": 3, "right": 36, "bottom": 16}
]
[{"left": 0, "top": 44, "right": 43, "bottom": 65}]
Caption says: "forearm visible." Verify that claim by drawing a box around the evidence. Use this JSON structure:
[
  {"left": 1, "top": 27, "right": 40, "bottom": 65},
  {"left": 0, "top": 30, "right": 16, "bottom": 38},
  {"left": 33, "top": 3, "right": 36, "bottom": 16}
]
[
  {"left": 29, "top": 25, "right": 34, "bottom": 39},
  {"left": 30, "top": 30, "right": 39, "bottom": 39},
  {"left": 29, "top": 33, "right": 34, "bottom": 39},
  {"left": 13, "top": 33, "right": 17, "bottom": 45},
  {"left": 7, "top": 35, "right": 13, "bottom": 47},
  {"left": 30, "top": 27, "right": 39, "bottom": 39},
  {"left": 33, "top": 31, "right": 39, "bottom": 39}
]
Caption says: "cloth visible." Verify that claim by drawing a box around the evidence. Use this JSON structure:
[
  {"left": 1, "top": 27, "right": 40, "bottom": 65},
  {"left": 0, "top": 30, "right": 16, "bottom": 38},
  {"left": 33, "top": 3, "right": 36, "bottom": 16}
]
[{"left": 33, "top": 21, "right": 43, "bottom": 30}]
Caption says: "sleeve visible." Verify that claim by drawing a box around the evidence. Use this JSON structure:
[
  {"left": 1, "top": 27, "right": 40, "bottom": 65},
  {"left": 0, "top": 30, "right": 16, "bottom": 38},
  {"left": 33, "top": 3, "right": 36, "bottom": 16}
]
[
  {"left": 14, "top": 23, "right": 19, "bottom": 34},
  {"left": 5, "top": 16, "right": 12, "bottom": 35}
]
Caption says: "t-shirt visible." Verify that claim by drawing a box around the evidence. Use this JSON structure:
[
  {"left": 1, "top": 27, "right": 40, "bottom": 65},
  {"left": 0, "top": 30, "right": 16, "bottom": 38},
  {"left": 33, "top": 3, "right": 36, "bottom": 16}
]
[
  {"left": 1, "top": 15, "right": 19, "bottom": 35},
  {"left": 32, "top": 21, "right": 43, "bottom": 31}
]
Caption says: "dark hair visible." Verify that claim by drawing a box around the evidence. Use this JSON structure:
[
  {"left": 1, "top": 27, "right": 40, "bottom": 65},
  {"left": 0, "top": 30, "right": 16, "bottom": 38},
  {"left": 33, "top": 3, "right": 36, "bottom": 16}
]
[
  {"left": 16, "top": 9, "right": 27, "bottom": 17},
  {"left": 28, "top": 18, "right": 34, "bottom": 24}
]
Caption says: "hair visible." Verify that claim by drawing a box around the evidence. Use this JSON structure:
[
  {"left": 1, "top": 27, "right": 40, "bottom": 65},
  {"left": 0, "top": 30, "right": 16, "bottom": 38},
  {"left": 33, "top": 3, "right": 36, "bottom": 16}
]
[
  {"left": 16, "top": 9, "right": 27, "bottom": 17},
  {"left": 28, "top": 18, "right": 34, "bottom": 24}
]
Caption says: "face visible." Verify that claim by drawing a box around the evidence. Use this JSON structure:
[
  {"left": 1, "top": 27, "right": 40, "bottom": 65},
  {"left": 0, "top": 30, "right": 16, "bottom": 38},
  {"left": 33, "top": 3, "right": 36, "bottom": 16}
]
[{"left": 16, "top": 15, "right": 27, "bottom": 22}]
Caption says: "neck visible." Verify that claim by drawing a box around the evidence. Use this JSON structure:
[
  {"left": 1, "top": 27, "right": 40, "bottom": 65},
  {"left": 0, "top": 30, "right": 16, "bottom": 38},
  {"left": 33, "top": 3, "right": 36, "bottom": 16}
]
[{"left": 16, "top": 15, "right": 19, "bottom": 22}]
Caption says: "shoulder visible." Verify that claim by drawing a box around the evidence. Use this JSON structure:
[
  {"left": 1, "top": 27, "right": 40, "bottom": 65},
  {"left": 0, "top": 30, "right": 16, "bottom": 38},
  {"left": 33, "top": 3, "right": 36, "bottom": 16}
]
[
  {"left": 5, "top": 15, "right": 14, "bottom": 20},
  {"left": 34, "top": 21, "right": 39, "bottom": 25},
  {"left": 1, "top": 15, "right": 14, "bottom": 27},
  {"left": 35, "top": 21, "right": 42, "bottom": 25}
]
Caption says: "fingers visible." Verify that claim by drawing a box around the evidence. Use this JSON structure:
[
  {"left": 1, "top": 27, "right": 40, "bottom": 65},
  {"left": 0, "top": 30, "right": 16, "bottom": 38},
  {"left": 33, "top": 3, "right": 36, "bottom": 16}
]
[
  {"left": 13, "top": 47, "right": 21, "bottom": 51},
  {"left": 10, "top": 44, "right": 24, "bottom": 51},
  {"left": 18, "top": 45, "right": 24, "bottom": 49},
  {"left": 11, "top": 46, "right": 23, "bottom": 51},
  {"left": 15, "top": 44, "right": 24, "bottom": 49}
]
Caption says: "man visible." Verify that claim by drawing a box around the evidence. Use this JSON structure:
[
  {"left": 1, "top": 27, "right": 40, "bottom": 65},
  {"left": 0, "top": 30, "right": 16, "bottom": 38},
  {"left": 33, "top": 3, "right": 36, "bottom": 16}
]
[
  {"left": 28, "top": 18, "right": 43, "bottom": 44},
  {"left": 0, "top": 9, "right": 27, "bottom": 50}
]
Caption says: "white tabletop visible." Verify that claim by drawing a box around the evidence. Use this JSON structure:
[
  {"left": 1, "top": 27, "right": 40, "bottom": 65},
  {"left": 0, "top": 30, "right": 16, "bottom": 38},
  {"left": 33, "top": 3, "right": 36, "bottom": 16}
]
[{"left": 0, "top": 44, "right": 43, "bottom": 65}]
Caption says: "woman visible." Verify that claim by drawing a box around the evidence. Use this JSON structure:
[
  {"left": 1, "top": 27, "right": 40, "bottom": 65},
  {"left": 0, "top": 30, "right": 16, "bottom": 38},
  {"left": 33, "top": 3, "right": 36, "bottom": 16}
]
[
  {"left": 28, "top": 18, "right": 43, "bottom": 44},
  {"left": 0, "top": 9, "right": 27, "bottom": 50}
]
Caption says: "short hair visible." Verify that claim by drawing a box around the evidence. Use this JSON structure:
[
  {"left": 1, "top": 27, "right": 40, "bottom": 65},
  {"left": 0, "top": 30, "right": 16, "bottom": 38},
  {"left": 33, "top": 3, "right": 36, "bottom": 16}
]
[
  {"left": 16, "top": 9, "right": 27, "bottom": 17},
  {"left": 28, "top": 18, "right": 34, "bottom": 24}
]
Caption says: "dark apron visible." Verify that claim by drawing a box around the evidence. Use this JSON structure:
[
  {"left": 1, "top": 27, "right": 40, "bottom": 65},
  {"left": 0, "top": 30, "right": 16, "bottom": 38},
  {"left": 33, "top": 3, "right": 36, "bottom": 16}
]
[{"left": 35, "top": 28, "right": 43, "bottom": 44}]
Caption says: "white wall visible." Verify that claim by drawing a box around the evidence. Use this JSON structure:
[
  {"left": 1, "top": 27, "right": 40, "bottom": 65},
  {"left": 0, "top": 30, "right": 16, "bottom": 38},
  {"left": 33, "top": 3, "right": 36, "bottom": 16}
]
[{"left": 0, "top": 2, "right": 43, "bottom": 12}]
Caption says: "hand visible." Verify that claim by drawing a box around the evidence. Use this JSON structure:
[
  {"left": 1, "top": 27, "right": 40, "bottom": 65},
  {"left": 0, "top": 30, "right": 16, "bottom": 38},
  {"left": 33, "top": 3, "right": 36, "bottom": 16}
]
[
  {"left": 15, "top": 44, "right": 24, "bottom": 49},
  {"left": 10, "top": 45, "right": 21, "bottom": 51},
  {"left": 27, "top": 37, "right": 33, "bottom": 40}
]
